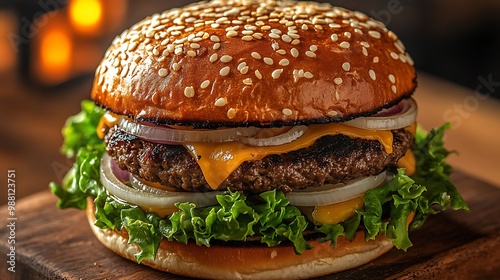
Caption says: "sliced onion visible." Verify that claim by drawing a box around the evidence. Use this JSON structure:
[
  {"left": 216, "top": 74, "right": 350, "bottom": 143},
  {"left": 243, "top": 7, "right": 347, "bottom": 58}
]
[
  {"left": 240, "top": 126, "right": 308, "bottom": 146},
  {"left": 344, "top": 98, "right": 417, "bottom": 130},
  {"left": 100, "top": 153, "right": 223, "bottom": 208},
  {"left": 129, "top": 175, "right": 172, "bottom": 195},
  {"left": 286, "top": 172, "right": 386, "bottom": 206},
  {"left": 118, "top": 118, "right": 260, "bottom": 144}
]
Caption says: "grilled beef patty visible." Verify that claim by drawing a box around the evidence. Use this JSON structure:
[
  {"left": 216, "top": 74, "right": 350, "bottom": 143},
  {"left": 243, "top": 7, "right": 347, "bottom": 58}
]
[{"left": 105, "top": 126, "right": 413, "bottom": 193}]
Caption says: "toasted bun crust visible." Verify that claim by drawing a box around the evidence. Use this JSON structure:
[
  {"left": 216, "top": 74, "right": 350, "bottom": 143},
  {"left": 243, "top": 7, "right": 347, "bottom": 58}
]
[
  {"left": 87, "top": 199, "right": 394, "bottom": 279},
  {"left": 91, "top": 0, "right": 416, "bottom": 128}
]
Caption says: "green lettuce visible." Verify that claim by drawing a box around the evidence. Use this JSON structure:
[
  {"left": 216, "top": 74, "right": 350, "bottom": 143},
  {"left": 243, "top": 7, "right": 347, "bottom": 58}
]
[{"left": 50, "top": 101, "right": 469, "bottom": 261}]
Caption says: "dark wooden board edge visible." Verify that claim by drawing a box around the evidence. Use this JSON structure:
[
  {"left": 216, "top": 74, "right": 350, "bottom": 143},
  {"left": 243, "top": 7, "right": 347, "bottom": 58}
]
[{"left": 1, "top": 171, "right": 499, "bottom": 279}]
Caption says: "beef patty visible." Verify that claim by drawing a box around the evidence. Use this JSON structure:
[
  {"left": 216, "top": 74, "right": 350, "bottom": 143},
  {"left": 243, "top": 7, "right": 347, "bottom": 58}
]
[{"left": 105, "top": 126, "right": 413, "bottom": 193}]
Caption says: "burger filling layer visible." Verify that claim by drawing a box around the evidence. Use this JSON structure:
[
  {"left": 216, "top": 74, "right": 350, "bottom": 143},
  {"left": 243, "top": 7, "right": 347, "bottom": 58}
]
[{"left": 105, "top": 126, "right": 413, "bottom": 193}]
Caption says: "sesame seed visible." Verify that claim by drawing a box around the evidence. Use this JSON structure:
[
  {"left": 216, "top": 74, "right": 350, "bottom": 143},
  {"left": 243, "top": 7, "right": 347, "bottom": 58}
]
[
  {"left": 304, "top": 72, "right": 314, "bottom": 79},
  {"left": 354, "top": 28, "right": 363, "bottom": 35},
  {"left": 263, "top": 57, "right": 274, "bottom": 65},
  {"left": 121, "top": 65, "right": 129, "bottom": 76},
  {"left": 128, "top": 42, "right": 139, "bottom": 51},
  {"left": 237, "top": 62, "right": 247, "bottom": 71},
  {"left": 360, "top": 41, "right": 370, "bottom": 48},
  {"left": 399, "top": 53, "right": 407, "bottom": 63},
  {"left": 291, "top": 39, "right": 300, "bottom": 45},
  {"left": 282, "top": 108, "right": 293, "bottom": 116},
  {"left": 310, "top": 45, "right": 318, "bottom": 52},
  {"left": 269, "top": 33, "right": 280, "bottom": 39},
  {"left": 271, "top": 28, "right": 282, "bottom": 35},
  {"left": 220, "top": 55, "right": 233, "bottom": 63},
  {"left": 240, "top": 66, "right": 249, "bottom": 74},
  {"left": 369, "top": 69, "right": 376, "bottom": 80},
  {"left": 227, "top": 108, "right": 236, "bottom": 119},
  {"left": 215, "top": 97, "right": 227, "bottom": 107},
  {"left": 190, "top": 43, "right": 200, "bottom": 49},
  {"left": 255, "top": 70, "right": 263, "bottom": 79},
  {"left": 368, "top": 30, "right": 381, "bottom": 39},
  {"left": 373, "top": 56, "right": 380, "bottom": 63},
  {"left": 261, "top": 25, "right": 271, "bottom": 31},
  {"left": 391, "top": 85, "right": 397, "bottom": 93},
  {"left": 389, "top": 74, "right": 396, "bottom": 83},
  {"left": 344, "top": 31, "right": 351, "bottom": 38},
  {"left": 243, "top": 78, "right": 253, "bottom": 85},
  {"left": 226, "top": 30, "right": 238, "bottom": 37},
  {"left": 276, "top": 49, "right": 286, "bottom": 55},
  {"left": 241, "top": 35, "right": 253, "bottom": 41},
  {"left": 362, "top": 47, "right": 368, "bottom": 56},
  {"left": 219, "top": 66, "right": 230, "bottom": 76},
  {"left": 327, "top": 110, "right": 338, "bottom": 116},
  {"left": 213, "top": 43, "right": 221, "bottom": 50},
  {"left": 291, "top": 48, "right": 299, "bottom": 57},
  {"left": 329, "top": 23, "right": 341, "bottom": 28},
  {"left": 201, "top": 80, "right": 210, "bottom": 89},
  {"left": 210, "top": 35, "right": 220, "bottom": 42},
  {"left": 209, "top": 53, "right": 218, "bottom": 63},
  {"left": 331, "top": 34, "right": 338, "bottom": 42},
  {"left": 272, "top": 69, "right": 283, "bottom": 79},
  {"left": 281, "top": 34, "right": 292, "bottom": 43},
  {"left": 305, "top": 51, "right": 316, "bottom": 58},
  {"left": 251, "top": 52, "right": 261, "bottom": 59},
  {"left": 390, "top": 52, "right": 399, "bottom": 60},
  {"left": 334, "top": 77, "right": 343, "bottom": 85},
  {"left": 184, "top": 86, "right": 195, "bottom": 98},
  {"left": 302, "top": 23, "right": 308, "bottom": 30},
  {"left": 158, "top": 68, "right": 168, "bottom": 77},
  {"left": 172, "top": 63, "right": 180, "bottom": 71},
  {"left": 339, "top": 41, "right": 350, "bottom": 49},
  {"left": 342, "top": 62, "right": 350, "bottom": 71},
  {"left": 279, "top": 59, "right": 290, "bottom": 66},
  {"left": 187, "top": 50, "right": 196, "bottom": 57}
]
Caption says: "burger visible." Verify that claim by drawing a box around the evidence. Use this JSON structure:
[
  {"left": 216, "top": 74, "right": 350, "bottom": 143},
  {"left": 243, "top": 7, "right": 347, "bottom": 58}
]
[{"left": 50, "top": 0, "right": 469, "bottom": 279}]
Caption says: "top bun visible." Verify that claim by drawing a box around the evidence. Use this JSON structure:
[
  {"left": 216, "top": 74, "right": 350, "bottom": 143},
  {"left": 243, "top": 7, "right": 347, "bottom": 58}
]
[{"left": 91, "top": 0, "right": 416, "bottom": 128}]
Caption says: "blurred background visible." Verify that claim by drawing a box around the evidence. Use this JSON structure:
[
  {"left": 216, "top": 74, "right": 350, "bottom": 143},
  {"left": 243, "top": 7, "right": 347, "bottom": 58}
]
[{"left": 1, "top": 0, "right": 499, "bottom": 205}]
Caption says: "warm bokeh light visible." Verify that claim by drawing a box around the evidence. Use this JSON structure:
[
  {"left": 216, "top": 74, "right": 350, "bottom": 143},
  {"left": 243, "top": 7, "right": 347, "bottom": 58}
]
[
  {"left": 34, "top": 13, "right": 73, "bottom": 85},
  {"left": 69, "top": 0, "right": 103, "bottom": 34}
]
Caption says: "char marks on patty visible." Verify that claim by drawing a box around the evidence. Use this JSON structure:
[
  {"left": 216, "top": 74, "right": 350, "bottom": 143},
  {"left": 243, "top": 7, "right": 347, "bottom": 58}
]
[{"left": 105, "top": 126, "right": 413, "bottom": 193}]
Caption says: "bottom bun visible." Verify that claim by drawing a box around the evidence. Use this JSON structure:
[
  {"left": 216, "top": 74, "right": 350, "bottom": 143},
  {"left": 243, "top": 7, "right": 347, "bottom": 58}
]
[{"left": 86, "top": 199, "right": 394, "bottom": 279}]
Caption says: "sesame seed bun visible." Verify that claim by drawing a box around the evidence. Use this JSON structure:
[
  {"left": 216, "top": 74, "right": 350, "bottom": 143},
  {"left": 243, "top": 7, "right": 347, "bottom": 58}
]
[
  {"left": 86, "top": 198, "right": 395, "bottom": 279},
  {"left": 91, "top": 0, "right": 416, "bottom": 128}
]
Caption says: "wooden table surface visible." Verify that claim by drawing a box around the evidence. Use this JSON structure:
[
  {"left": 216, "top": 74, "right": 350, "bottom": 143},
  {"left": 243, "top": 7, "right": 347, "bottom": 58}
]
[{"left": 1, "top": 170, "right": 499, "bottom": 279}]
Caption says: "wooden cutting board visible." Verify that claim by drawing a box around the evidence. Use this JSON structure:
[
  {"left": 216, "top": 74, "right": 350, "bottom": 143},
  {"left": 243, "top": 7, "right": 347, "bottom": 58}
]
[{"left": 1, "top": 171, "right": 499, "bottom": 279}]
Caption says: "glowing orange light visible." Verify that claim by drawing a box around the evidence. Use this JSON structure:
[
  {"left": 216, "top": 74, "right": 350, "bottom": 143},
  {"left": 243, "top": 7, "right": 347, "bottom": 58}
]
[
  {"left": 69, "top": 0, "right": 103, "bottom": 34},
  {"left": 38, "top": 25, "right": 72, "bottom": 84}
]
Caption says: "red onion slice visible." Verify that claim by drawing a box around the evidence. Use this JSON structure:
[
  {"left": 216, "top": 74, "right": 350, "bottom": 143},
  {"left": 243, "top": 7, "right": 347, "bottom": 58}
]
[
  {"left": 118, "top": 118, "right": 260, "bottom": 144},
  {"left": 345, "top": 98, "right": 417, "bottom": 130}
]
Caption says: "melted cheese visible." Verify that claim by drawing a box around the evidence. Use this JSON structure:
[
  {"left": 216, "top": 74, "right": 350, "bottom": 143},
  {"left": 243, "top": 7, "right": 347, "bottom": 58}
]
[
  {"left": 312, "top": 196, "right": 364, "bottom": 225},
  {"left": 184, "top": 123, "right": 394, "bottom": 190},
  {"left": 96, "top": 112, "right": 120, "bottom": 139},
  {"left": 139, "top": 206, "right": 178, "bottom": 218},
  {"left": 397, "top": 122, "right": 417, "bottom": 175},
  {"left": 397, "top": 149, "right": 416, "bottom": 176}
]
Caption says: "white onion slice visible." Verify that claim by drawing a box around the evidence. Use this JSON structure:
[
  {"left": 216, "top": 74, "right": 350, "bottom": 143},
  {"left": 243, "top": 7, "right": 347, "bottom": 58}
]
[
  {"left": 100, "top": 153, "right": 223, "bottom": 208},
  {"left": 129, "top": 175, "right": 171, "bottom": 195},
  {"left": 344, "top": 98, "right": 417, "bottom": 130},
  {"left": 118, "top": 118, "right": 260, "bottom": 144},
  {"left": 286, "top": 172, "right": 386, "bottom": 206},
  {"left": 240, "top": 126, "right": 308, "bottom": 146}
]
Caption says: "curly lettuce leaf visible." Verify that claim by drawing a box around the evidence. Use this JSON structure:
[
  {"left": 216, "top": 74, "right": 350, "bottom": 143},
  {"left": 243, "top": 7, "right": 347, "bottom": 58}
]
[
  {"left": 318, "top": 124, "right": 469, "bottom": 251},
  {"left": 160, "top": 190, "right": 310, "bottom": 254},
  {"left": 50, "top": 101, "right": 105, "bottom": 209}
]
